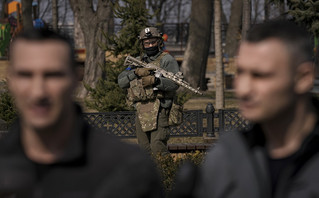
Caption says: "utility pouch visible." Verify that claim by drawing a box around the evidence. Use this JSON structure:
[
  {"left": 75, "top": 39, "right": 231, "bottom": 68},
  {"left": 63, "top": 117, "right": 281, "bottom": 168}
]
[
  {"left": 168, "top": 101, "right": 183, "bottom": 126},
  {"left": 136, "top": 99, "right": 161, "bottom": 132},
  {"left": 127, "top": 79, "right": 156, "bottom": 104}
]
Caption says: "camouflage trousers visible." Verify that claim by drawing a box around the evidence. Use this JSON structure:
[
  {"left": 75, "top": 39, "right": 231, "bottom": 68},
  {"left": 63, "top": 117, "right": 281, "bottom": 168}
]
[{"left": 136, "top": 108, "right": 170, "bottom": 154}]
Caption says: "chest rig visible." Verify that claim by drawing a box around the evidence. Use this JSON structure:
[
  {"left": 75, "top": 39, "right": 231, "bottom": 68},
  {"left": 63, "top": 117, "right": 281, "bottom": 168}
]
[{"left": 127, "top": 52, "right": 168, "bottom": 132}]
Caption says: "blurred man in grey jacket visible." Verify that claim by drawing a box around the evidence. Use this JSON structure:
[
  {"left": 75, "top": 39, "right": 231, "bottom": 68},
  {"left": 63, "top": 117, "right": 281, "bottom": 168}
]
[{"left": 194, "top": 20, "right": 319, "bottom": 198}]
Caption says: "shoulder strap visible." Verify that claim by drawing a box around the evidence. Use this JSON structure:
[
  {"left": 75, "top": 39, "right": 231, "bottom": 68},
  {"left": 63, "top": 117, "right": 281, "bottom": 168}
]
[{"left": 150, "top": 52, "right": 168, "bottom": 68}]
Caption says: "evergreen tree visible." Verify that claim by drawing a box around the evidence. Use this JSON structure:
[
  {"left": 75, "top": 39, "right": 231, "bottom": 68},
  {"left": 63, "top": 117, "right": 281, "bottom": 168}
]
[
  {"left": 0, "top": 82, "right": 17, "bottom": 126},
  {"left": 85, "top": 0, "right": 151, "bottom": 112},
  {"left": 288, "top": 0, "right": 319, "bottom": 37},
  {"left": 288, "top": 0, "right": 319, "bottom": 66}
]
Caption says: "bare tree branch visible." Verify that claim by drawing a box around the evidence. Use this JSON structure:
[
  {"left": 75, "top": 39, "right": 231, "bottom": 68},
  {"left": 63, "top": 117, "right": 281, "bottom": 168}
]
[
  {"left": 21, "top": 0, "right": 33, "bottom": 29},
  {"left": 39, "top": 1, "right": 51, "bottom": 20}
]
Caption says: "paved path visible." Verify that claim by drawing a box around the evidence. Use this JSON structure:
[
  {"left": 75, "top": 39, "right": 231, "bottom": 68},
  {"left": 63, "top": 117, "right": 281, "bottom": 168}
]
[{"left": 184, "top": 97, "right": 238, "bottom": 110}]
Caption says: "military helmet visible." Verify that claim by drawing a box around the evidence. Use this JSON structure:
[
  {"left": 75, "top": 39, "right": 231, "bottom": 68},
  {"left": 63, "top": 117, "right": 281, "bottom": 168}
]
[{"left": 138, "top": 27, "right": 163, "bottom": 40}]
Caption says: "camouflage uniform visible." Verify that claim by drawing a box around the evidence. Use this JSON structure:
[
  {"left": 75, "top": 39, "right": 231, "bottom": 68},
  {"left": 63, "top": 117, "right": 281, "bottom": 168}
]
[{"left": 118, "top": 40, "right": 179, "bottom": 154}]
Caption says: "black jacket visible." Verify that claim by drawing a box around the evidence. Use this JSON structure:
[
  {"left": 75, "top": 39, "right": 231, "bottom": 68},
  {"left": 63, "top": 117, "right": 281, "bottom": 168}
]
[{"left": 0, "top": 109, "right": 163, "bottom": 198}]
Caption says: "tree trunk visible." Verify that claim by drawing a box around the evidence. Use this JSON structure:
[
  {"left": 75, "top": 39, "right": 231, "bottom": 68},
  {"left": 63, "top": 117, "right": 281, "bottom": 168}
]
[
  {"left": 315, "top": 37, "right": 319, "bottom": 77},
  {"left": 221, "top": 2, "right": 227, "bottom": 26},
  {"left": 177, "top": 0, "right": 182, "bottom": 24},
  {"left": 52, "top": 0, "right": 58, "bottom": 31},
  {"left": 21, "top": 0, "right": 33, "bottom": 30},
  {"left": 264, "top": 0, "right": 270, "bottom": 21},
  {"left": 1, "top": 0, "right": 7, "bottom": 19},
  {"left": 73, "top": 11, "right": 85, "bottom": 49},
  {"left": 224, "top": 0, "right": 243, "bottom": 57},
  {"left": 242, "top": 0, "right": 251, "bottom": 40},
  {"left": 147, "top": 0, "right": 167, "bottom": 24},
  {"left": 39, "top": 0, "right": 52, "bottom": 20},
  {"left": 279, "top": 0, "right": 286, "bottom": 19},
  {"left": 69, "top": 0, "right": 113, "bottom": 99},
  {"left": 215, "top": 0, "right": 224, "bottom": 109},
  {"left": 252, "top": 0, "right": 259, "bottom": 24},
  {"left": 181, "top": 0, "right": 212, "bottom": 90}
]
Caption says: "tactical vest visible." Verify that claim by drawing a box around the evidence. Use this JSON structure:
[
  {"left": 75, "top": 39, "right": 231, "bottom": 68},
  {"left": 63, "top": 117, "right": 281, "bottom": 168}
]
[{"left": 127, "top": 52, "right": 171, "bottom": 132}]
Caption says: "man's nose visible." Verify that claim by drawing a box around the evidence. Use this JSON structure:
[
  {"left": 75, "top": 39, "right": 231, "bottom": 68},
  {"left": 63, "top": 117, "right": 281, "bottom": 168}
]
[
  {"left": 30, "top": 76, "right": 47, "bottom": 99},
  {"left": 234, "top": 75, "right": 252, "bottom": 98}
]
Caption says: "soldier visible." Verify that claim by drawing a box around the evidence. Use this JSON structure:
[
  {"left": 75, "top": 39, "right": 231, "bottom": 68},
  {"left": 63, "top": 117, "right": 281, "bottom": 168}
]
[{"left": 118, "top": 27, "right": 179, "bottom": 154}]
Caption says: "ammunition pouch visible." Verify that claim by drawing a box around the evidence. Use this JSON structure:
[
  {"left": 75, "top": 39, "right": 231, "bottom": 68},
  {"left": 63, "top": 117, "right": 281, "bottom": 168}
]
[
  {"left": 168, "top": 100, "right": 183, "bottom": 126},
  {"left": 126, "top": 79, "right": 156, "bottom": 106}
]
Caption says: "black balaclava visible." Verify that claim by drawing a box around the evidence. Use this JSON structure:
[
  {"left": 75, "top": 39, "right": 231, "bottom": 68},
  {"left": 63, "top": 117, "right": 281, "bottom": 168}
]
[{"left": 145, "top": 46, "right": 159, "bottom": 56}]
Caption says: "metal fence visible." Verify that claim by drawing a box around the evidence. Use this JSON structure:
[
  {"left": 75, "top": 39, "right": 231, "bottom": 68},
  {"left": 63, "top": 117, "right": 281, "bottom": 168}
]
[
  {"left": 83, "top": 106, "right": 251, "bottom": 138},
  {"left": 0, "top": 107, "right": 250, "bottom": 139}
]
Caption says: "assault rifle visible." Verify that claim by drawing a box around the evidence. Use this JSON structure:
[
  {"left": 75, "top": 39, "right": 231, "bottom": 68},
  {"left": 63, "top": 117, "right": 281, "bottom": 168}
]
[{"left": 124, "top": 55, "right": 203, "bottom": 95}]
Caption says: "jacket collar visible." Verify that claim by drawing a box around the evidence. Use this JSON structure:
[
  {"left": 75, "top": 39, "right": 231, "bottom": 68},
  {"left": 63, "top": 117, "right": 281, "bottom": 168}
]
[
  {"left": 5, "top": 103, "right": 87, "bottom": 165},
  {"left": 242, "top": 96, "right": 319, "bottom": 151},
  {"left": 141, "top": 51, "right": 162, "bottom": 63}
]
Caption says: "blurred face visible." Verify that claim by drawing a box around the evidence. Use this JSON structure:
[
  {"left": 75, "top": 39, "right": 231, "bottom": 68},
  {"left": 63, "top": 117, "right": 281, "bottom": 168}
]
[
  {"left": 234, "top": 39, "right": 296, "bottom": 123},
  {"left": 8, "top": 40, "right": 76, "bottom": 130}
]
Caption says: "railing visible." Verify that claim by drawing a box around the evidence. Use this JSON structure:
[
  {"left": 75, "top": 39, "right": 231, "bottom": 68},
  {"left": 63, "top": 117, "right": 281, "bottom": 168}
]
[
  {"left": 217, "top": 109, "right": 251, "bottom": 133},
  {"left": 0, "top": 105, "right": 250, "bottom": 139},
  {"left": 84, "top": 110, "right": 206, "bottom": 138},
  {"left": 83, "top": 104, "right": 251, "bottom": 138}
]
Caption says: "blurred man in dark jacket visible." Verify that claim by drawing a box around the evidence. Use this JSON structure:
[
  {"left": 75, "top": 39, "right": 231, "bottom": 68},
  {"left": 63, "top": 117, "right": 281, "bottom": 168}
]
[{"left": 0, "top": 28, "right": 163, "bottom": 198}]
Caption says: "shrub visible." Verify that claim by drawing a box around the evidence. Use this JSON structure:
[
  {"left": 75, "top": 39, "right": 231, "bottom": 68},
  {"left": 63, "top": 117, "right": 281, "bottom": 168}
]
[
  {"left": 175, "top": 91, "right": 193, "bottom": 106},
  {"left": 153, "top": 151, "right": 206, "bottom": 194},
  {"left": 0, "top": 82, "right": 17, "bottom": 127},
  {"left": 85, "top": 0, "right": 151, "bottom": 112}
]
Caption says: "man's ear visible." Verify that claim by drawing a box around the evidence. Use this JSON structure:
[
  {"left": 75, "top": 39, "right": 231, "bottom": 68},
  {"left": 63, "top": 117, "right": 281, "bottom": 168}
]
[{"left": 294, "top": 62, "right": 315, "bottom": 94}]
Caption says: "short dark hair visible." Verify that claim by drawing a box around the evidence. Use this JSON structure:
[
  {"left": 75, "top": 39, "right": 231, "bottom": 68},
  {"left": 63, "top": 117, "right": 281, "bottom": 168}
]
[
  {"left": 11, "top": 28, "right": 75, "bottom": 70},
  {"left": 245, "top": 20, "right": 313, "bottom": 66}
]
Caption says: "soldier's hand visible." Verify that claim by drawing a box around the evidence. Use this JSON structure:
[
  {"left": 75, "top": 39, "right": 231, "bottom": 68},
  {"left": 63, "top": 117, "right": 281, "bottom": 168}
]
[
  {"left": 135, "top": 68, "right": 155, "bottom": 77},
  {"left": 141, "top": 75, "right": 156, "bottom": 87}
]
